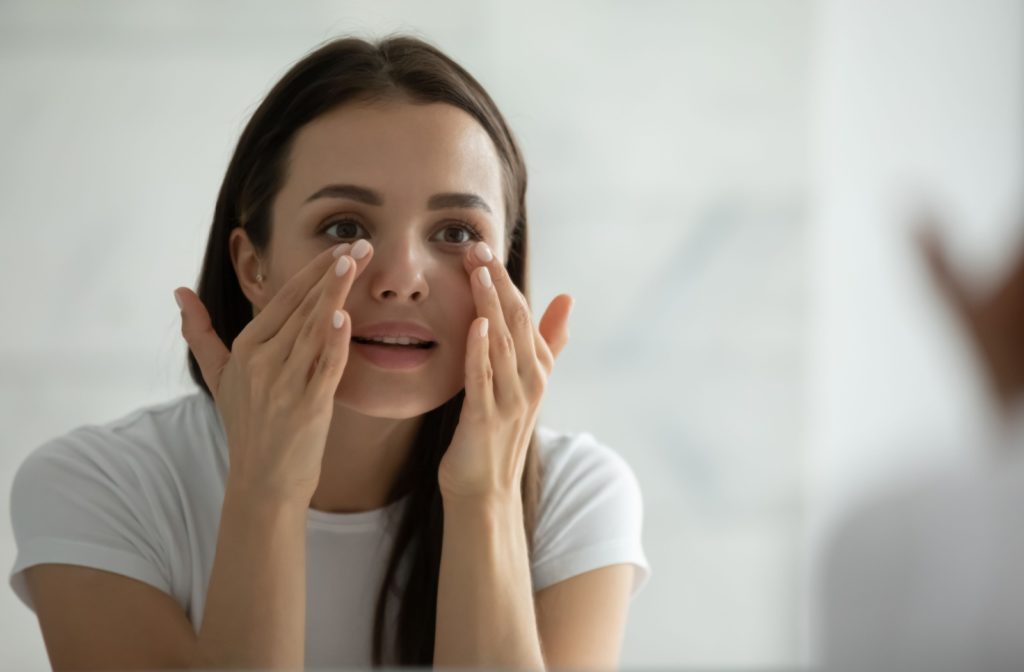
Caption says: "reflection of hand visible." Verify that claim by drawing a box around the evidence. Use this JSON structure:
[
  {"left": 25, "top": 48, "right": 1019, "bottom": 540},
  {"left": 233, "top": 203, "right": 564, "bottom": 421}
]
[
  {"left": 437, "top": 241, "right": 573, "bottom": 504},
  {"left": 916, "top": 220, "right": 1024, "bottom": 410}
]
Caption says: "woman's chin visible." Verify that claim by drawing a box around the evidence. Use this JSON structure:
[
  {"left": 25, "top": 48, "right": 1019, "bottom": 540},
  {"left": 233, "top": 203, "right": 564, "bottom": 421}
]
[{"left": 331, "top": 386, "right": 457, "bottom": 420}]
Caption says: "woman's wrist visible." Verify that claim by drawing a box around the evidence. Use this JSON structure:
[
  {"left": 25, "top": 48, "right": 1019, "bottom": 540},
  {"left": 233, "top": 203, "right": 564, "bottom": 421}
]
[{"left": 224, "top": 475, "right": 313, "bottom": 517}]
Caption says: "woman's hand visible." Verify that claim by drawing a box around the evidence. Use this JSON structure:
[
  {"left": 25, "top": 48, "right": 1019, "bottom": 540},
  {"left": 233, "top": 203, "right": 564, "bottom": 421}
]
[
  {"left": 917, "top": 220, "right": 1024, "bottom": 411},
  {"left": 437, "top": 241, "right": 573, "bottom": 503},
  {"left": 175, "top": 241, "right": 374, "bottom": 505}
]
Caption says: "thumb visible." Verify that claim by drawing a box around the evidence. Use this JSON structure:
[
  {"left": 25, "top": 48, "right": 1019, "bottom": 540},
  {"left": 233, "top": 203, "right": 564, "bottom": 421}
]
[
  {"left": 539, "top": 293, "right": 573, "bottom": 361},
  {"left": 174, "top": 287, "right": 230, "bottom": 396}
]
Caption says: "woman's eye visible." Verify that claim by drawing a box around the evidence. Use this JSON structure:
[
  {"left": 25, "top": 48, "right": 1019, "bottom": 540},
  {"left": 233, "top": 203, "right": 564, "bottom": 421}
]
[
  {"left": 321, "top": 218, "right": 484, "bottom": 245},
  {"left": 435, "top": 222, "right": 484, "bottom": 245},
  {"left": 322, "top": 218, "right": 365, "bottom": 240}
]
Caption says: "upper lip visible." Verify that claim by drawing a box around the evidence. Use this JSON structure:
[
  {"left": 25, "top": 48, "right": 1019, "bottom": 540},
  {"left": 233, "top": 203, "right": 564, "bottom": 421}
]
[{"left": 351, "top": 321, "right": 437, "bottom": 342}]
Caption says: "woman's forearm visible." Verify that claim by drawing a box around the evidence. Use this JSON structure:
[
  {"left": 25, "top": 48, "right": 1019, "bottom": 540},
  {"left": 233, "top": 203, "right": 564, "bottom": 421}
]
[
  {"left": 434, "top": 494, "right": 546, "bottom": 670},
  {"left": 192, "top": 479, "right": 309, "bottom": 670}
]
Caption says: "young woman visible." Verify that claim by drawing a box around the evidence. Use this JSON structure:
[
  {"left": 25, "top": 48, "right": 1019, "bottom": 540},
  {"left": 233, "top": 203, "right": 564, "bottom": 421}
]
[{"left": 9, "top": 35, "right": 651, "bottom": 670}]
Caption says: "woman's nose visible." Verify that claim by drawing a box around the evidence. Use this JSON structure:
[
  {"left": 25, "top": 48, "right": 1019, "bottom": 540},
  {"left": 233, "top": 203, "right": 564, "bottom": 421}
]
[{"left": 363, "top": 238, "right": 430, "bottom": 303}]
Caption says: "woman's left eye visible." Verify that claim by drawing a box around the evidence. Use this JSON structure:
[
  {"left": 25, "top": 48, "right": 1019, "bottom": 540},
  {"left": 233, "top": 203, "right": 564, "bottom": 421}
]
[{"left": 434, "top": 221, "right": 485, "bottom": 244}]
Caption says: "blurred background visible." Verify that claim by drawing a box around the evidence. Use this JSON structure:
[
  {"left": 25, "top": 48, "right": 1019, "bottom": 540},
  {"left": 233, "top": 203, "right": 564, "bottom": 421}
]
[{"left": 0, "top": 0, "right": 1021, "bottom": 669}]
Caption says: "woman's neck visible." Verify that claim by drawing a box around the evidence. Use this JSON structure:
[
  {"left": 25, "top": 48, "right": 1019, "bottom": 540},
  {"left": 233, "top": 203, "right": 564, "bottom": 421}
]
[{"left": 308, "top": 407, "right": 424, "bottom": 514}]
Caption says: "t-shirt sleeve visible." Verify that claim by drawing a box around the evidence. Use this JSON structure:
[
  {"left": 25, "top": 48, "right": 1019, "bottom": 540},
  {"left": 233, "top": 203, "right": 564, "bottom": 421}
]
[
  {"left": 530, "top": 430, "right": 652, "bottom": 599},
  {"left": 8, "top": 430, "right": 175, "bottom": 612}
]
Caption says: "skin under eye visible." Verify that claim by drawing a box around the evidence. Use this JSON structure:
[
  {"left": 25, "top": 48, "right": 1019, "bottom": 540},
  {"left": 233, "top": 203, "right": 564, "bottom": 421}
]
[{"left": 320, "top": 217, "right": 485, "bottom": 245}]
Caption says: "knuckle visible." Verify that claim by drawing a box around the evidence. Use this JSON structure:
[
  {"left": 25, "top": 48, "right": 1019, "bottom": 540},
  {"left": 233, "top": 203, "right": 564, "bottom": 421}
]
[
  {"left": 498, "top": 332, "right": 516, "bottom": 358},
  {"left": 539, "top": 348, "right": 554, "bottom": 371},
  {"left": 471, "top": 364, "right": 493, "bottom": 388},
  {"left": 246, "top": 345, "right": 269, "bottom": 370},
  {"left": 526, "top": 368, "right": 547, "bottom": 398},
  {"left": 318, "top": 349, "right": 342, "bottom": 377},
  {"left": 280, "top": 280, "right": 304, "bottom": 307},
  {"left": 298, "top": 311, "right": 319, "bottom": 342},
  {"left": 297, "top": 290, "right": 319, "bottom": 321},
  {"left": 510, "top": 302, "right": 532, "bottom": 330},
  {"left": 509, "top": 394, "right": 528, "bottom": 415}
]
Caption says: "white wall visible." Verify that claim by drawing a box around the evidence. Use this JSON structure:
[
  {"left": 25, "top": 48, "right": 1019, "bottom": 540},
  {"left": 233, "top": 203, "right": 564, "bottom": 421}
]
[
  {"left": 807, "top": 0, "right": 1024, "bottom": 660},
  {"left": 0, "top": 1, "right": 812, "bottom": 668}
]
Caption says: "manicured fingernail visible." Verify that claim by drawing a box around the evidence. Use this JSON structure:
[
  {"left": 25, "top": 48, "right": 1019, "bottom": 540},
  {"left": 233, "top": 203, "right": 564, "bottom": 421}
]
[
  {"left": 474, "top": 241, "right": 493, "bottom": 263},
  {"left": 173, "top": 290, "right": 182, "bottom": 310},
  {"left": 351, "top": 239, "right": 371, "bottom": 260},
  {"left": 477, "top": 266, "right": 492, "bottom": 288},
  {"left": 333, "top": 243, "right": 352, "bottom": 258},
  {"left": 333, "top": 310, "right": 345, "bottom": 329},
  {"left": 479, "top": 318, "right": 488, "bottom": 338},
  {"left": 335, "top": 256, "right": 351, "bottom": 277}
]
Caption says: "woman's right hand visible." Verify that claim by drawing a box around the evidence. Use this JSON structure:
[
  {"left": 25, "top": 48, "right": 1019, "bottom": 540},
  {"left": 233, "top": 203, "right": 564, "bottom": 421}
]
[{"left": 174, "top": 240, "right": 373, "bottom": 505}]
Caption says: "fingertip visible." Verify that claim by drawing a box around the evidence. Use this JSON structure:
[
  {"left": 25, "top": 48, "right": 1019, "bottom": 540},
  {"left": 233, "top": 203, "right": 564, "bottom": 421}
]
[
  {"left": 351, "top": 239, "right": 372, "bottom": 261},
  {"left": 174, "top": 288, "right": 191, "bottom": 314}
]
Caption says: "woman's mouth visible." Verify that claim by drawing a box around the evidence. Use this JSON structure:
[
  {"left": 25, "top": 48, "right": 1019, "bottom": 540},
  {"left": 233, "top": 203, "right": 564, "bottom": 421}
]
[
  {"left": 351, "top": 336, "right": 435, "bottom": 349},
  {"left": 350, "top": 337, "right": 437, "bottom": 369}
]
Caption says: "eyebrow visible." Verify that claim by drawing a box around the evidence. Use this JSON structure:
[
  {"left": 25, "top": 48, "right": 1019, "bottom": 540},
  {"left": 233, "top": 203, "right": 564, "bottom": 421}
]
[
  {"left": 427, "top": 192, "right": 493, "bottom": 214},
  {"left": 304, "top": 184, "right": 493, "bottom": 214}
]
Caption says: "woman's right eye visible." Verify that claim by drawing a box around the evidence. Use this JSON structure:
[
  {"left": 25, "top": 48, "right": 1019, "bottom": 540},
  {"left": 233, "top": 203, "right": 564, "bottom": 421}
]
[{"left": 322, "top": 217, "right": 365, "bottom": 240}]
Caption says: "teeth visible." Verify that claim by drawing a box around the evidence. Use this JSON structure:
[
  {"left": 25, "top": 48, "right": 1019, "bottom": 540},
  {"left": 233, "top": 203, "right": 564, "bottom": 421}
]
[{"left": 361, "top": 335, "right": 427, "bottom": 346}]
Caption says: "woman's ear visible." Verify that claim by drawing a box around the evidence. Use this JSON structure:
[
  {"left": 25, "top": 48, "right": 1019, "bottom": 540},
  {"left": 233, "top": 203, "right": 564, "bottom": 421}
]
[{"left": 229, "top": 227, "right": 268, "bottom": 310}]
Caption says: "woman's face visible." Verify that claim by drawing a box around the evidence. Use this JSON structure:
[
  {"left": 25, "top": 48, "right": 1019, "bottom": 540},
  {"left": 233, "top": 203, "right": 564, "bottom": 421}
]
[{"left": 261, "top": 98, "right": 507, "bottom": 418}]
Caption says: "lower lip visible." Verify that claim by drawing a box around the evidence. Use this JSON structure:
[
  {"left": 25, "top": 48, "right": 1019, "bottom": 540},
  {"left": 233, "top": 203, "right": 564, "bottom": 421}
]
[{"left": 352, "top": 342, "right": 436, "bottom": 369}]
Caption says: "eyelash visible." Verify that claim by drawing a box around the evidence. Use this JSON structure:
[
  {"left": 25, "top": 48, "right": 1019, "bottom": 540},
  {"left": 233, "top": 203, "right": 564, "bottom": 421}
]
[{"left": 319, "top": 217, "right": 485, "bottom": 245}]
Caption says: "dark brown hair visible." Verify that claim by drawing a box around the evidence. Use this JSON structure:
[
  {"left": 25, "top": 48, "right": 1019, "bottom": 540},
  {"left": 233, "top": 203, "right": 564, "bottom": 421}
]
[{"left": 185, "top": 35, "right": 541, "bottom": 666}]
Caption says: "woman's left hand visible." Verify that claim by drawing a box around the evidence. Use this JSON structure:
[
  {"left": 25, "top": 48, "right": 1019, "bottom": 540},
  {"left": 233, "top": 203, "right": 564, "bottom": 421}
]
[{"left": 437, "top": 241, "right": 573, "bottom": 503}]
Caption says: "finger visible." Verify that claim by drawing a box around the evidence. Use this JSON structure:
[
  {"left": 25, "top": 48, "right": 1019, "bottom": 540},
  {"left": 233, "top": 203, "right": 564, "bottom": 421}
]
[
  {"left": 238, "top": 242, "right": 349, "bottom": 348},
  {"left": 466, "top": 242, "right": 540, "bottom": 379},
  {"left": 268, "top": 241, "right": 373, "bottom": 365},
  {"left": 464, "top": 317, "right": 495, "bottom": 415},
  {"left": 533, "top": 322, "right": 555, "bottom": 375},
  {"left": 538, "top": 294, "right": 574, "bottom": 366},
  {"left": 268, "top": 252, "right": 337, "bottom": 365},
  {"left": 471, "top": 263, "right": 521, "bottom": 408},
  {"left": 305, "top": 308, "right": 352, "bottom": 403},
  {"left": 280, "top": 243, "right": 375, "bottom": 395},
  {"left": 175, "top": 286, "right": 231, "bottom": 398}
]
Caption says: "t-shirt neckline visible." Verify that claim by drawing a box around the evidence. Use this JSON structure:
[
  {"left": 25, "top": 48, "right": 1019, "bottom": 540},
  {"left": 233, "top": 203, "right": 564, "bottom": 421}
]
[{"left": 306, "top": 491, "right": 413, "bottom": 529}]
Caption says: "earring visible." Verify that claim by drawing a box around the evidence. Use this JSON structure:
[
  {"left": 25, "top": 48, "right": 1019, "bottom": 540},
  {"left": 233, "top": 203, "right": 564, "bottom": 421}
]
[{"left": 256, "top": 271, "right": 265, "bottom": 282}]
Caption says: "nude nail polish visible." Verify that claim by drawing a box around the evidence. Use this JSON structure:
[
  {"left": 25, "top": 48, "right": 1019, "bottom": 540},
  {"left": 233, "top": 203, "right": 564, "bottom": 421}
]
[
  {"left": 474, "top": 241, "right": 493, "bottom": 263},
  {"left": 335, "top": 256, "right": 351, "bottom": 277},
  {"left": 351, "top": 239, "right": 371, "bottom": 260}
]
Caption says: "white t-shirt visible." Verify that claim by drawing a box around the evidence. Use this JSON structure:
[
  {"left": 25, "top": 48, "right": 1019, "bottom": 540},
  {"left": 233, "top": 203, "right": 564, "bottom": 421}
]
[{"left": 8, "top": 391, "right": 651, "bottom": 667}]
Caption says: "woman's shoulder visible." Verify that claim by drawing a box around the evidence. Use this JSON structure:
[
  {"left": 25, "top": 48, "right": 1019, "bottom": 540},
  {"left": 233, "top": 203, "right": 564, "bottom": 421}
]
[
  {"left": 530, "top": 425, "right": 651, "bottom": 596},
  {"left": 8, "top": 393, "right": 219, "bottom": 613},
  {"left": 18, "top": 391, "right": 226, "bottom": 485},
  {"left": 534, "top": 424, "right": 638, "bottom": 487},
  {"left": 532, "top": 425, "right": 644, "bottom": 523}
]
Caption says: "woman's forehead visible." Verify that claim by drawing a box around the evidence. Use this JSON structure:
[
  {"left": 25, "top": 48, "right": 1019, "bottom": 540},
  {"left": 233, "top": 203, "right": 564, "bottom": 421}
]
[{"left": 282, "top": 100, "right": 505, "bottom": 211}]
